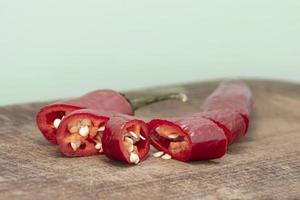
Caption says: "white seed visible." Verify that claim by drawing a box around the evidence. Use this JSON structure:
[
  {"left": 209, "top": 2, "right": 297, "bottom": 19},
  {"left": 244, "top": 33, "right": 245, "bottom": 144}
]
[
  {"left": 70, "top": 141, "right": 81, "bottom": 151},
  {"left": 153, "top": 151, "right": 164, "bottom": 158},
  {"left": 81, "top": 118, "right": 91, "bottom": 126},
  {"left": 180, "top": 93, "right": 188, "bottom": 102},
  {"left": 161, "top": 153, "right": 172, "bottom": 160},
  {"left": 130, "top": 153, "right": 140, "bottom": 164},
  {"left": 129, "top": 131, "right": 138, "bottom": 139},
  {"left": 53, "top": 118, "right": 61, "bottom": 129},
  {"left": 79, "top": 126, "right": 89, "bottom": 137},
  {"left": 62, "top": 116, "right": 65, "bottom": 119},
  {"left": 134, "top": 158, "right": 140, "bottom": 164},
  {"left": 124, "top": 136, "right": 134, "bottom": 144},
  {"left": 69, "top": 126, "right": 79, "bottom": 134},
  {"left": 95, "top": 143, "right": 102, "bottom": 150},
  {"left": 140, "top": 135, "right": 146, "bottom": 140},
  {"left": 98, "top": 126, "right": 105, "bottom": 132},
  {"left": 168, "top": 133, "right": 179, "bottom": 139},
  {"left": 155, "top": 127, "right": 160, "bottom": 132}
]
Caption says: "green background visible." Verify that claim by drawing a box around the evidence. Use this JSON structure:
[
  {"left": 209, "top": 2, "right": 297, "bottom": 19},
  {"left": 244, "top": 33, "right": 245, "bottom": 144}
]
[{"left": 0, "top": 1, "right": 299, "bottom": 105}]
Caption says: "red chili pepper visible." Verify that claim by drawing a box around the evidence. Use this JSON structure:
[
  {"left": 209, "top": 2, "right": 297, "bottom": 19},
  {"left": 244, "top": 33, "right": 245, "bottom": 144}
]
[
  {"left": 36, "top": 90, "right": 186, "bottom": 144},
  {"left": 195, "top": 109, "right": 246, "bottom": 145},
  {"left": 56, "top": 109, "right": 112, "bottom": 157},
  {"left": 102, "top": 114, "right": 149, "bottom": 164},
  {"left": 148, "top": 81, "right": 251, "bottom": 161},
  {"left": 201, "top": 80, "right": 252, "bottom": 132},
  {"left": 148, "top": 115, "right": 227, "bottom": 162}
]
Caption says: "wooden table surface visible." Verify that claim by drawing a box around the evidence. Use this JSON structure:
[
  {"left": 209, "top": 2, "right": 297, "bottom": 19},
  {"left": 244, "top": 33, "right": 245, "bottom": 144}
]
[{"left": 1, "top": 80, "right": 300, "bottom": 200}]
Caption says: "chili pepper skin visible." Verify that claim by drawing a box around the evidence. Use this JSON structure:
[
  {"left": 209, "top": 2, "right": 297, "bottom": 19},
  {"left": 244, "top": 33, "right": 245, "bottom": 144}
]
[
  {"left": 56, "top": 109, "right": 112, "bottom": 157},
  {"left": 148, "top": 115, "right": 227, "bottom": 162},
  {"left": 196, "top": 110, "right": 247, "bottom": 145},
  {"left": 102, "top": 114, "right": 150, "bottom": 164},
  {"left": 36, "top": 90, "right": 131, "bottom": 144},
  {"left": 201, "top": 80, "right": 252, "bottom": 131}
]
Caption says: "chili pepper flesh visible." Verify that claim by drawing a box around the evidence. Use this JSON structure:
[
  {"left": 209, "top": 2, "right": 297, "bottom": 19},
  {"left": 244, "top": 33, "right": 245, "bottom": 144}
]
[
  {"left": 150, "top": 124, "right": 191, "bottom": 160},
  {"left": 148, "top": 116, "right": 227, "bottom": 162},
  {"left": 201, "top": 80, "right": 252, "bottom": 132},
  {"left": 56, "top": 109, "right": 110, "bottom": 157},
  {"left": 102, "top": 114, "right": 150, "bottom": 164},
  {"left": 196, "top": 109, "right": 247, "bottom": 145}
]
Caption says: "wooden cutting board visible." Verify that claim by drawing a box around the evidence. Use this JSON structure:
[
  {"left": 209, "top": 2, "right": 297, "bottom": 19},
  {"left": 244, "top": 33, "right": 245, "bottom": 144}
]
[{"left": 1, "top": 80, "right": 300, "bottom": 200}]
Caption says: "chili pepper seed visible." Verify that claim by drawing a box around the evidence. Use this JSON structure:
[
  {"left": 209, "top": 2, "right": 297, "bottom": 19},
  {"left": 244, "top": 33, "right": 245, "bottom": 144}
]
[
  {"left": 129, "top": 131, "right": 138, "bottom": 139},
  {"left": 140, "top": 135, "right": 146, "bottom": 140},
  {"left": 53, "top": 118, "right": 61, "bottom": 129},
  {"left": 95, "top": 143, "right": 102, "bottom": 150},
  {"left": 180, "top": 93, "right": 188, "bottom": 102},
  {"left": 155, "top": 127, "right": 160, "bottom": 132},
  {"left": 168, "top": 133, "right": 179, "bottom": 139},
  {"left": 98, "top": 126, "right": 105, "bottom": 132},
  {"left": 79, "top": 126, "right": 89, "bottom": 137},
  {"left": 130, "top": 153, "right": 140, "bottom": 164},
  {"left": 153, "top": 151, "right": 164, "bottom": 158},
  {"left": 161, "top": 153, "right": 172, "bottom": 160},
  {"left": 71, "top": 141, "right": 81, "bottom": 151}
]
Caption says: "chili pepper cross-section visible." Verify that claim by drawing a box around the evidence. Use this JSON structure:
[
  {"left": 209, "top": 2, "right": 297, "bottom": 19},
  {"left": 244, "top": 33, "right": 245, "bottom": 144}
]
[
  {"left": 56, "top": 109, "right": 112, "bottom": 157},
  {"left": 102, "top": 114, "right": 150, "bottom": 165},
  {"left": 148, "top": 115, "right": 228, "bottom": 162},
  {"left": 36, "top": 90, "right": 187, "bottom": 144}
]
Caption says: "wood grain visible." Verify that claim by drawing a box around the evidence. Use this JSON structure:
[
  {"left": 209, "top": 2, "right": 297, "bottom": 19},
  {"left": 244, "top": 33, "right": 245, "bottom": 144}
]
[{"left": 1, "top": 80, "right": 300, "bottom": 200}]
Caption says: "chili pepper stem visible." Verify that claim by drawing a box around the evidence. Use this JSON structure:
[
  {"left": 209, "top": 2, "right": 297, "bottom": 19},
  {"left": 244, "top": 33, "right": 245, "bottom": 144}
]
[{"left": 130, "top": 93, "right": 188, "bottom": 111}]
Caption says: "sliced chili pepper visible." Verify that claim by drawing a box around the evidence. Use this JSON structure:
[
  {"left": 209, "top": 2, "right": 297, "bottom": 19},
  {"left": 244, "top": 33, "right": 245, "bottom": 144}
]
[
  {"left": 102, "top": 114, "right": 149, "bottom": 164},
  {"left": 195, "top": 109, "right": 246, "bottom": 145},
  {"left": 148, "top": 115, "right": 227, "bottom": 162},
  {"left": 36, "top": 90, "right": 186, "bottom": 144},
  {"left": 56, "top": 109, "right": 112, "bottom": 157},
  {"left": 148, "top": 81, "right": 251, "bottom": 161},
  {"left": 201, "top": 80, "right": 252, "bottom": 131}
]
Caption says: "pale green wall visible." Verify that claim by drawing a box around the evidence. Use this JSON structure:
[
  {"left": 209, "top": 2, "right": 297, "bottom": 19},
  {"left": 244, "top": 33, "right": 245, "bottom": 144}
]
[{"left": 0, "top": 1, "right": 299, "bottom": 105}]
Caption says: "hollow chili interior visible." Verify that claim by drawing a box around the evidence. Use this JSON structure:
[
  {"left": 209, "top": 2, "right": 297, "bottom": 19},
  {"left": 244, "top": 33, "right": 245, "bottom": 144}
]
[
  {"left": 56, "top": 112, "right": 109, "bottom": 157},
  {"left": 120, "top": 120, "right": 149, "bottom": 164},
  {"left": 149, "top": 120, "right": 192, "bottom": 161},
  {"left": 36, "top": 104, "right": 81, "bottom": 143}
]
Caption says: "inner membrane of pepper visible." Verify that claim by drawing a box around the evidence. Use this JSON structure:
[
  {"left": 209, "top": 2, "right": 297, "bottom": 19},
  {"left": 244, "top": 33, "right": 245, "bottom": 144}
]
[
  {"left": 151, "top": 124, "right": 190, "bottom": 159},
  {"left": 65, "top": 117, "right": 107, "bottom": 153},
  {"left": 122, "top": 124, "right": 147, "bottom": 164}
]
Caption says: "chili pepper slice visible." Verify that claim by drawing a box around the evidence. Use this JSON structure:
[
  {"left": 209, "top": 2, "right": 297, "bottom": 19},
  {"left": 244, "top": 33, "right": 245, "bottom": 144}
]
[
  {"left": 56, "top": 109, "right": 112, "bottom": 157},
  {"left": 196, "top": 109, "right": 246, "bottom": 145},
  {"left": 36, "top": 90, "right": 186, "bottom": 144},
  {"left": 148, "top": 115, "right": 227, "bottom": 162},
  {"left": 201, "top": 80, "right": 252, "bottom": 131},
  {"left": 102, "top": 114, "right": 149, "bottom": 165}
]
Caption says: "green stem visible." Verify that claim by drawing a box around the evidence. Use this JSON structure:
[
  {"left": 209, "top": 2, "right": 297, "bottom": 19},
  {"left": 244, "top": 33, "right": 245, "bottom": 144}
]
[{"left": 130, "top": 92, "right": 188, "bottom": 111}]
